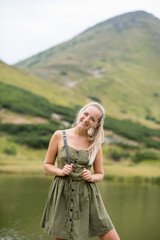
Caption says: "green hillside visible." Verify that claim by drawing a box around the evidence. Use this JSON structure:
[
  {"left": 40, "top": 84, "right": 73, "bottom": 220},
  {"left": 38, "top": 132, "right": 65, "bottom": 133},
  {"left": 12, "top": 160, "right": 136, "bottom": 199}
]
[
  {"left": 0, "top": 81, "right": 77, "bottom": 120},
  {"left": 0, "top": 61, "right": 84, "bottom": 106},
  {"left": 1, "top": 78, "right": 160, "bottom": 153},
  {"left": 1, "top": 68, "right": 160, "bottom": 153},
  {"left": 15, "top": 11, "right": 160, "bottom": 122}
]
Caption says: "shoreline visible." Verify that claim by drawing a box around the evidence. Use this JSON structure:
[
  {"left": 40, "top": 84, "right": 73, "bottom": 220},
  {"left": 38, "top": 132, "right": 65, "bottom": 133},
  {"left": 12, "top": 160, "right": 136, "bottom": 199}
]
[{"left": 0, "top": 168, "right": 160, "bottom": 185}]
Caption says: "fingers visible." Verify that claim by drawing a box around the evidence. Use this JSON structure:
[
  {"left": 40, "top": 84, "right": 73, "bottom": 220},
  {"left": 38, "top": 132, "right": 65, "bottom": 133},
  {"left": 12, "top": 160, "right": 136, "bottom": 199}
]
[
  {"left": 62, "top": 165, "right": 92, "bottom": 181},
  {"left": 63, "top": 163, "right": 73, "bottom": 175},
  {"left": 82, "top": 168, "right": 92, "bottom": 181}
]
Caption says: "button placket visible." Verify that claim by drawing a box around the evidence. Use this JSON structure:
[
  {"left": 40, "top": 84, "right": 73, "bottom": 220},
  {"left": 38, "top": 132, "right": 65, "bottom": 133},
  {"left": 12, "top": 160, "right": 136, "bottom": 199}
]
[
  {"left": 68, "top": 150, "right": 79, "bottom": 234},
  {"left": 68, "top": 179, "right": 75, "bottom": 225},
  {"left": 73, "top": 151, "right": 78, "bottom": 173}
]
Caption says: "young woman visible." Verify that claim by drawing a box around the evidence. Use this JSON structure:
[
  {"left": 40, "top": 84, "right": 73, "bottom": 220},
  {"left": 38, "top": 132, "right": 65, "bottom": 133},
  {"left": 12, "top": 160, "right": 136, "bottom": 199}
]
[{"left": 40, "top": 102, "right": 120, "bottom": 240}]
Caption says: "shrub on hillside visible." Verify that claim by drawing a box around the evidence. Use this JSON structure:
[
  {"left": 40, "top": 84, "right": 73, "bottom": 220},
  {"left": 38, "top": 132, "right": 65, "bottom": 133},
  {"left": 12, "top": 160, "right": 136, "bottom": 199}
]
[
  {"left": 131, "top": 150, "right": 159, "bottom": 163},
  {"left": 104, "top": 116, "right": 160, "bottom": 150},
  {"left": 143, "top": 138, "right": 160, "bottom": 150},
  {"left": 60, "top": 70, "right": 67, "bottom": 75},
  {"left": 88, "top": 96, "right": 101, "bottom": 103},
  {"left": 15, "top": 135, "right": 51, "bottom": 149},
  {"left": 3, "top": 147, "right": 17, "bottom": 155},
  {"left": 0, "top": 82, "right": 77, "bottom": 120},
  {"left": 112, "top": 142, "right": 139, "bottom": 149},
  {"left": 0, "top": 123, "right": 59, "bottom": 135},
  {"left": 108, "top": 149, "right": 130, "bottom": 161}
]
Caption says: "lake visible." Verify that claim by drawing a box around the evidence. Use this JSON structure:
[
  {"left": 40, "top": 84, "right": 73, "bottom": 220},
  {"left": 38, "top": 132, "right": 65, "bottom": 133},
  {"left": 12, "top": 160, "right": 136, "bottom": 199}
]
[{"left": 0, "top": 175, "right": 160, "bottom": 240}]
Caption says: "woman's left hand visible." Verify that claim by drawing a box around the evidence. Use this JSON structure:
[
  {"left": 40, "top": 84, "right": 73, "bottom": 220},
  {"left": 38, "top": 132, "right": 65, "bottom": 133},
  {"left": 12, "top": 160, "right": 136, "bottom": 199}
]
[{"left": 82, "top": 168, "right": 93, "bottom": 182}]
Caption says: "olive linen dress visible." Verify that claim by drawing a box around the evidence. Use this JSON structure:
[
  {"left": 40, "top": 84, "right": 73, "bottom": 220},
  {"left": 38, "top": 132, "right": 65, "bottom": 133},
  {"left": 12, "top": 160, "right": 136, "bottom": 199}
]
[{"left": 40, "top": 131, "right": 114, "bottom": 240}]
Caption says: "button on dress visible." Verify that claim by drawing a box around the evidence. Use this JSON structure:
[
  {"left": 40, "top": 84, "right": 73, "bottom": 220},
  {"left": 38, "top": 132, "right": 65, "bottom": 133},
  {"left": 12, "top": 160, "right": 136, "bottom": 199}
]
[{"left": 40, "top": 140, "right": 114, "bottom": 240}]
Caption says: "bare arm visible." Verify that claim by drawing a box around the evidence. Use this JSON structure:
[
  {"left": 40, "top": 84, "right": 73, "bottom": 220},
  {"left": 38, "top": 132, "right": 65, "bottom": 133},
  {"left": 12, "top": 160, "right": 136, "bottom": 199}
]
[
  {"left": 44, "top": 130, "right": 72, "bottom": 176},
  {"left": 82, "top": 146, "right": 104, "bottom": 182}
]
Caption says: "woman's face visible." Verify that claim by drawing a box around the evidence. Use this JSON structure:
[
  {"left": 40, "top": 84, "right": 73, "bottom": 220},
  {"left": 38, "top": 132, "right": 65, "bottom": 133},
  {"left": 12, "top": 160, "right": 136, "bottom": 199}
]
[{"left": 78, "top": 106, "right": 102, "bottom": 130}]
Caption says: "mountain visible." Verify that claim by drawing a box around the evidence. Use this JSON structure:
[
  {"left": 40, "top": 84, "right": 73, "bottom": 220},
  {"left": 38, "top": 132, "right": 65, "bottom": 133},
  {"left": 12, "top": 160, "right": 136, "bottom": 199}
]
[{"left": 15, "top": 11, "right": 160, "bottom": 123}]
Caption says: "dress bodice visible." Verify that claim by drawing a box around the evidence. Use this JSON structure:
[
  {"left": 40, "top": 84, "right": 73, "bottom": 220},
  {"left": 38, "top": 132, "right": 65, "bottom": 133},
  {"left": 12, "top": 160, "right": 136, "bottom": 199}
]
[{"left": 56, "top": 145, "right": 90, "bottom": 180}]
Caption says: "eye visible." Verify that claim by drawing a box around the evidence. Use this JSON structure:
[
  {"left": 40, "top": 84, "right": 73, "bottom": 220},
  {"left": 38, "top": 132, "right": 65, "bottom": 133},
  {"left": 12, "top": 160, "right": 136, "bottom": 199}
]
[
  {"left": 84, "top": 112, "right": 88, "bottom": 116},
  {"left": 91, "top": 118, "right": 95, "bottom": 122}
]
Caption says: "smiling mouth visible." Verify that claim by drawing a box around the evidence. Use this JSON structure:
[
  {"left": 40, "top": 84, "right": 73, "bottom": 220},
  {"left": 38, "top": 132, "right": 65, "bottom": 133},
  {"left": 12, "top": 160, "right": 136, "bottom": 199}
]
[
  {"left": 81, "top": 120, "right": 88, "bottom": 126},
  {"left": 83, "top": 123, "right": 88, "bottom": 126}
]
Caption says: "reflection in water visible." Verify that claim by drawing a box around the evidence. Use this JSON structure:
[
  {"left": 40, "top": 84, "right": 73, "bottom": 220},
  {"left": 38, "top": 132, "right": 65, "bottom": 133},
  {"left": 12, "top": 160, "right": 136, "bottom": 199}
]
[{"left": 0, "top": 175, "right": 160, "bottom": 240}]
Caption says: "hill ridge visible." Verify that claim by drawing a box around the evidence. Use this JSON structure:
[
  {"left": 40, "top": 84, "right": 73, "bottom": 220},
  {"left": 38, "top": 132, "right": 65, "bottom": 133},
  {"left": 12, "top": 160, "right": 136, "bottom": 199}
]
[
  {"left": 14, "top": 11, "right": 160, "bottom": 67},
  {"left": 82, "top": 10, "right": 159, "bottom": 34}
]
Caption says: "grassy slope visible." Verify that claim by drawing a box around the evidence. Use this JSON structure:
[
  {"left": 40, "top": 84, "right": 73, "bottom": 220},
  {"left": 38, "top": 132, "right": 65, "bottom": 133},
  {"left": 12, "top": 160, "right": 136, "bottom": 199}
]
[
  {"left": 15, "top": 11, "right": 160, "bottom": 121},
  {"left": 0, "top": 81, "right": 77, "bottom": 120},
  {"left": 0, "top": 61, "right": 84, "bottom": 106}
]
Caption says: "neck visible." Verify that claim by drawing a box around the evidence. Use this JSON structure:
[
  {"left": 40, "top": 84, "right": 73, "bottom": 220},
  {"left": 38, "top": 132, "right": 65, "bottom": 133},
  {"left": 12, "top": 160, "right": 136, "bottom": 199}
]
[{"left": 74, "top": 125, "right": 88, "bottom": 137}]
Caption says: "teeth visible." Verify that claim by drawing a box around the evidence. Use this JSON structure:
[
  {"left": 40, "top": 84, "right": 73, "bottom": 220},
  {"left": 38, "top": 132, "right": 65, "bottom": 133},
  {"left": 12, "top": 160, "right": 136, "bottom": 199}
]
[{"left": 81, "top": 120, "right": 88, "bottom": 126}]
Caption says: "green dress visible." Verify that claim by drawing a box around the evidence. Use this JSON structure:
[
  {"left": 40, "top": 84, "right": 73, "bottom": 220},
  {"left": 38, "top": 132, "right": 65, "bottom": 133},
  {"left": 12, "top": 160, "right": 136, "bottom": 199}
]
[{"left": 40, "top": 132, "right": 114, "bottom": 240}]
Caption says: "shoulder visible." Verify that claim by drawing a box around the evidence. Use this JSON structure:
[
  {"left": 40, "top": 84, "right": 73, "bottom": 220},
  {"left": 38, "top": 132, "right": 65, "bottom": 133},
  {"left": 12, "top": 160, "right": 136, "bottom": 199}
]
[
  {"left": 53, "top": 130, "right": 63, "bottom": 138},
  {"left": 51, "top": 129, "right": 71, "bottom": 140},
  {"left": 49, "top": 130, "right": 63, "bottom": 144},
  {"left": 53, "top": 128, "right": 72, "bottom": 136},
  {"left": 50, "top": 128, "right": 73, "bottom": 142}
]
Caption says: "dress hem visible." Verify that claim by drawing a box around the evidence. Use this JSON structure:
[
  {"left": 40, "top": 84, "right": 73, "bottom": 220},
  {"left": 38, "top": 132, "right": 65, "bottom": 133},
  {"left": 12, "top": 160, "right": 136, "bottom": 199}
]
[
  {"left": 89, "top": 225, "right": 115, "bottom": 238},
  {"left": 41, "top": 225, "right": 115, "bottom": 240}
]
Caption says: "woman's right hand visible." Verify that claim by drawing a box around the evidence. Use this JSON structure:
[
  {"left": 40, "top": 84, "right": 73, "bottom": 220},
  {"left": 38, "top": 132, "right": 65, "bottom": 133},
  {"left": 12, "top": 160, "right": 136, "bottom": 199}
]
[{"left": 60, "top": 163, "right": 73, "bottom": 176}]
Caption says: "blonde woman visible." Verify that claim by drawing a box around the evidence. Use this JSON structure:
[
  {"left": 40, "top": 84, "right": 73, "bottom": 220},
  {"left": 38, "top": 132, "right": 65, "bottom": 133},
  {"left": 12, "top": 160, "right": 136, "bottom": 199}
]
[{"left": 40, "top": 102, "right": 120, "bottom": 240}]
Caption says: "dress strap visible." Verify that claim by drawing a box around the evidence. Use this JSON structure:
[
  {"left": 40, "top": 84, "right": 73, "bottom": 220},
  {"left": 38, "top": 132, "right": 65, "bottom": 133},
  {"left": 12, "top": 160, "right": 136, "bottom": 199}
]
[
  {"left": 86, "top": 160, "right": 89, "bottom": 169},
  {"left": 63, "top": 130, "right": 71, "bottom": 165}
]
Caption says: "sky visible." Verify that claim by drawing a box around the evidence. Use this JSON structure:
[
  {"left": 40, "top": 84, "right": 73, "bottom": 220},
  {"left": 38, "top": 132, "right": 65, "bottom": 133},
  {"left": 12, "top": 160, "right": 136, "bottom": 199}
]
[{"left": 0, "top": 0, "right": 160, "bottom": 65}]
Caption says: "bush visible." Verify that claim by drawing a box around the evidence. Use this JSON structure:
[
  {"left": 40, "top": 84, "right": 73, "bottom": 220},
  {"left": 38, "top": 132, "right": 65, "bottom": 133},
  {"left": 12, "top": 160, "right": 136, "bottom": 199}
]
[
  {"left": 15, "top": 135, "right": 51, "bottom": 149},
  {"left": 108, "top": 149, "right": 129, "bottom": 161},
  {"left": 104, "top": 116, "right": 160, "bottom": 148},
  {"left": 108, "top": 150, "right": 121, "bottom": 161},
  {"left": 60, "top": 70, "right": 67, "bottom": 75},
  {"left": 143, "top": 138, "right": 160, "bottom": 150},
  {"left": 0, "top": 81, "right": 77, "bottom": 120},
  {"left": 113, "top": 142, "right": 139, "bottom": 149},
  {"left": 88, "top": 96, "right": 101, "bottom": 103},
  {"left": 0, "top": 123, "right": 62, "bottom": 149},
  {"left": 3, "top": 147, "right": 17, "bottom": 155},
  {"left": 132, "top": 151, "right": 159, "bottom": 163}
]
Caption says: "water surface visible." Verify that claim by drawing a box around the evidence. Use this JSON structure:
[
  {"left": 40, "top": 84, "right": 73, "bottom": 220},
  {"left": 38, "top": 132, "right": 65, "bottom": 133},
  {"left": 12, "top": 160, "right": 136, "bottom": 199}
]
[{"left": 0, "top": 175, "right": 159, "bottom": 240}]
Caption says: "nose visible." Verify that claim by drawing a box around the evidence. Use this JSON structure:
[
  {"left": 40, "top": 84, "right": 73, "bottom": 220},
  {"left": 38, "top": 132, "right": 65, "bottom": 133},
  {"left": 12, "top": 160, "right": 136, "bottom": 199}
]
[{"left": 84, "top": 115, "right": 89, "bottom": 122}]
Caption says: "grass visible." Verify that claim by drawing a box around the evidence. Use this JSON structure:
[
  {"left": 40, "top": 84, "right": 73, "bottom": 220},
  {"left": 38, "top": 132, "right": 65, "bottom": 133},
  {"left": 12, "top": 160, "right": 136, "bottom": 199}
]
[
  {"left": 0, "top": 136, "right": 159, "bottom": 184},
  {"left": 0, "top": 136, "right": 46, "bottom": 174},
  {"left": 103, "top": 160, "right": 160, "bottom": 177}
]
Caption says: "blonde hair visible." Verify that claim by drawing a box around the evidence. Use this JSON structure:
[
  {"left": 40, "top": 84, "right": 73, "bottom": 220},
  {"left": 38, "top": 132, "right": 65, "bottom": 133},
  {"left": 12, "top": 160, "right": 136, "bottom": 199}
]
[{"left": 72, "top": 102, "right": 105, "bottom": 165}]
